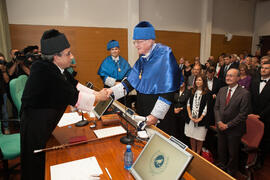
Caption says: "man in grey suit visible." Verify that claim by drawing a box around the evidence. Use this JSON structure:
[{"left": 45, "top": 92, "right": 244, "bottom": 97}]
[{"left": 214, "top": 68, "right": 250, "bottom": 177}]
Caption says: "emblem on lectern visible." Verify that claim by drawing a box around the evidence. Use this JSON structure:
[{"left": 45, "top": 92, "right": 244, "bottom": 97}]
[{"left": 150, "top": 151, "right": 168, "bottom": 175}]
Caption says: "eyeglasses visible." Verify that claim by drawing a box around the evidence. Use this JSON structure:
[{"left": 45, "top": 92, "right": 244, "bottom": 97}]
[
  {"left": 133, "top": 40, "right": 147, "bottom": 45},
  {"left": 61, "top": 51, "right": 72, "bottom": 57}
]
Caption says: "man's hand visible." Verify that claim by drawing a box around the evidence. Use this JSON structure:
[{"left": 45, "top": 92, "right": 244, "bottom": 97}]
[
  {"left": 194, "top": 117, "right": 203, "bottom": 123},
  {"left": 106, "top": 88, "right": 113, "bottom": 96},
  {"left": 212, "top": 94, "right": 216, "bottom": 99},
  {"left": 95, "top": 88, "right": 110, "bottom": 101},
  {"left": 174, "top": 107, "right": 183, "bottom": 114},
  {"left": 146, "top": 115, "right": 158, "bottom": 126},
  {"left": 248, "top": 114, "right": 260, "bottom": 119},
  {"left": 217, "top": 121, "right": 228, "bottom": 131}
]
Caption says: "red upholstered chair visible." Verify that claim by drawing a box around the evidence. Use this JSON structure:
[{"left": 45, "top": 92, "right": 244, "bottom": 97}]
[{"left": 241, "top": 114, "right": 264, "bottom": 180}]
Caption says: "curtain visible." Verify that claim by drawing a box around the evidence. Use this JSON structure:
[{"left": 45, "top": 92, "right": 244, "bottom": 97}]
[{"left": 0, "top": 0, "right": 11, "bottom": 60}]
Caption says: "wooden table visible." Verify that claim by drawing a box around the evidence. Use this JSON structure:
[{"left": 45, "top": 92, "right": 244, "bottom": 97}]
[
  {"left": 45, "top": 112, "right": 144, "bottom": 180},
  {"left": 45, "top": 105, "right": 235, "bottom": 180}
]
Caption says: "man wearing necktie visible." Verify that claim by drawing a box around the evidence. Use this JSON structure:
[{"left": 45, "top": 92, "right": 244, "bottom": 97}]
[
  {"left": 178, "top": 57, "right": 185, "bottom": 71},
  {"left": 214, "top": 68, "right": 250, "bottom": 177},
  {"left": 250, "top": 61, "right": 270, "bottom": 168}
]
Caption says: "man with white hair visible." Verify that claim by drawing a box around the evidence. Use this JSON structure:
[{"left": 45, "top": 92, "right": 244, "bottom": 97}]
[{"left": 108, "top": 21, "right": 182, "bottom": 135}]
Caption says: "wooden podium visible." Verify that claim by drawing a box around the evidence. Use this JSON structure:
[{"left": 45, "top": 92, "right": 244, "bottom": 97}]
[{"left": 45, "top": 103, "right": 235, "bottom": 180}]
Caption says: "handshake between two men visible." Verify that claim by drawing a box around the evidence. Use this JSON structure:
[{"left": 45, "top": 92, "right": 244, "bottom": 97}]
[{"left": 94, "top": 88, "right": 159, "bottom": 126}]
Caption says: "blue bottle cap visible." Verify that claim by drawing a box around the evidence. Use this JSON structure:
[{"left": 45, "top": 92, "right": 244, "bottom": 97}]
[{"left": 126, "top": 145, "right": 131, "bottom": 149}]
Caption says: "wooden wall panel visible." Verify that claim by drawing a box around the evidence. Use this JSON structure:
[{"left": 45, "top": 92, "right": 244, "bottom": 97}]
[
  {"left": 9, "top": 24, "right": 128, "bottom": 88},
  {"left": 211, "top": 34, "right": 252, "bottom": 59},
  {"left": 156, "top": 30, "right": 201, "bottom": 63}
]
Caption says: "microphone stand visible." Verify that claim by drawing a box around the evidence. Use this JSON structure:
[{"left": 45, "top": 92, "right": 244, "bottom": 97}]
[
  {"left": 75, "top": 110, "right": 89, "bottom": 127},
  {"left": 120, "top": 87, "right": 134, "bottom": 144}
]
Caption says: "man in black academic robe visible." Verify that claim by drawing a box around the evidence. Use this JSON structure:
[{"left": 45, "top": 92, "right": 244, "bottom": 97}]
[{"left": 20, "top": 29, "right": 109, "bottom": 180}]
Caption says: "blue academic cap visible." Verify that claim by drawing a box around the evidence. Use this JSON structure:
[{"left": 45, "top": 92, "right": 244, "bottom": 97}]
[
  {"left": 107, "top": 40, "right": 119, "bottom": 50},
  {"left": 133, "top": 21, "right": 156, "bottom": 40}
]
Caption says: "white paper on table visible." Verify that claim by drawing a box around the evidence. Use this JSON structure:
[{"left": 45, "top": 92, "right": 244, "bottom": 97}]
[
  {"left": 50, "top": 157, "right": 103, "bottom": 180},
  {"left": 81, "top": 107, "right": 96, "bottom": 118},
  {"left": 57, "top": 112, "right": 82, "bottom": 127},
  {"left": 88, "top": 111, "right": 96, "bottom": 118}
]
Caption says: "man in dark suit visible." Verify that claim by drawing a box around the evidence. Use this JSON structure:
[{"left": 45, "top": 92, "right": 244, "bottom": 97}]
[
  {"left": 178, "top": 57, "right": 185, "bottom": 71},
  {"left": 206, "top": 66, "right": 221, "bottom": 125},
  {"left": 218, "top": 54, "right": 233, "bottom": 87},
  {"left": 230, "top": 54, "right": 240, "bottom": 69},
  {"left": 214, "top": 68, "right": 250, "bottom": 177},
  {"left": 250, "top": 61, "right": 270, "bottom": 168},
  {"left": 206, "top": 66, "right": 221, "bottom": 98}
]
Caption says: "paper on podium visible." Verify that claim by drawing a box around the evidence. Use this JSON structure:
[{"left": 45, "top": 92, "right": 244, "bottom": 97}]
[
  {"left": 93, "top": 126, "right": 127, "bottom": 138},
  {"left": 50, "top": 156, "right": 103, "bottom": 180},
  {"left": 57, "top": 112, "right": 82, "bottom": 127}
]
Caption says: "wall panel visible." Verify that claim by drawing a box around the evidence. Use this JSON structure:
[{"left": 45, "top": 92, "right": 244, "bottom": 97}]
[
  {"left": 211, "top": 34, "right": 252, "bottom": 60},
  {"left": 156, "top": 30, "right": 201, "bottom": 62},
  {"left": 9, "top": 24, "right": 128, "bottom": 89}
]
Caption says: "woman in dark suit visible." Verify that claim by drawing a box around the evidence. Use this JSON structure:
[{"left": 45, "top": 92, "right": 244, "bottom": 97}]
[{"left": 173, "top": 79, "right": 191, "bottom": 145}]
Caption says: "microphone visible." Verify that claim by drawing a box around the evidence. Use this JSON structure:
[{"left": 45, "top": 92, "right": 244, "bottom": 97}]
[
  {"left": 120, "top": 86, "right": 134, "bottom": 145},
  {"left": 75, "top": 110, "right": 89, "bottom": 127}
]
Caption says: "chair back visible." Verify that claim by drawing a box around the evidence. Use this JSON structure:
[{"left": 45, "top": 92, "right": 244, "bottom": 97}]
[
  {"left": 241, "top": 115, "right": 264, "bottom": 149},
  {"left": 9, "top": 75, "right": 28, "bottom": 114}
]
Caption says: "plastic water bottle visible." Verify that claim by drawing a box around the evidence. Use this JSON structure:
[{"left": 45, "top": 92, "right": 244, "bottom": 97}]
[{"left": 124, "top": 145, "right": 133, "bottom": 170}]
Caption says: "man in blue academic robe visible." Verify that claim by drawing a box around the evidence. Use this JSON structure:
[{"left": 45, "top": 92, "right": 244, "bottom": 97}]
[
  {"left": 108, "top": 21, "right": 183, "bottom": 135},
  {"left": 98, "top": 40, "right": 131, "bottom": 88}
]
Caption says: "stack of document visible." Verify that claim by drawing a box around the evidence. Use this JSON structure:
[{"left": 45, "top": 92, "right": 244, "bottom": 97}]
[
  {"left": 50, "top": 157, "right": 103, "bottom": 180},
  {"left": 57, "top": 112, "right": 82, "bottom": 127}
]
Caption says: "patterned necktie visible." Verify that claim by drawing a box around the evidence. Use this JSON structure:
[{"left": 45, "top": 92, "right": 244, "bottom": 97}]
[{"left": 226, "top": 89, "right": 231, "bottom": 106}]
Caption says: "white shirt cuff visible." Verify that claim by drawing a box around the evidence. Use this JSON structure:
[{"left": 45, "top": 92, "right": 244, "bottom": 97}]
[
  {"left": 151, "top": 97, "right": 171, "bottom": 120},
  {"left": 110, "top": 83, "right": 127, "bottom": 100},
  {"left": 75, "top": 91, "right": 95, "bottom": 112},
  {"left": 76, "top": 83, "right": 94, "bottom": 94},
  {"left": 105, "top": 77, "right": 116, "bottom": 87}
]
